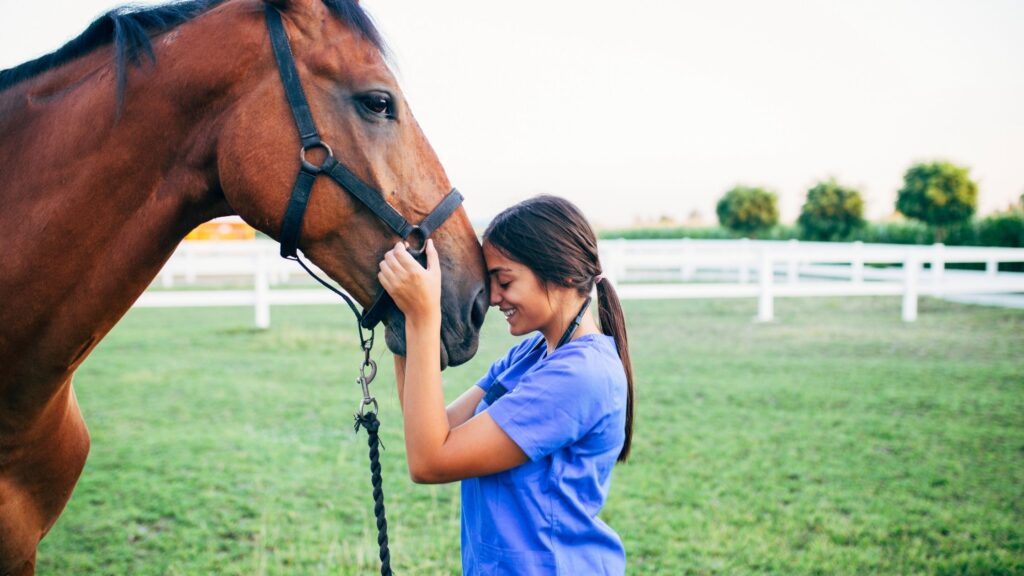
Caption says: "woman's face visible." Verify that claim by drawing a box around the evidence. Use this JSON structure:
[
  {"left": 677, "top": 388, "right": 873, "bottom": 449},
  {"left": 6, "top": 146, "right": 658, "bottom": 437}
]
[{"left": 483, "top": 241, "right": 561, "bottom": 337}]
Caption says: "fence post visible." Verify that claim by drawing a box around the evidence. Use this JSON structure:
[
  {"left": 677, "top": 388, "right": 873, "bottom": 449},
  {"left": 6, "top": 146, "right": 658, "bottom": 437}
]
[
  {"left": 931, "top": 243, "right": 945, "bottom": 296},
  {"left": 255, "top": 248, "right": 271, "bottom": 329},
  {"left": 681, "top": 238, "right": 695, "bottom": 281},
  {"left": 757, "top": 250, "right": 774, "bottom": 322},
  {"left": 902, "top": 254, "right": 919, "bottom": 322},
  {"left": 787, "top": 239, "right": 799, "bottom": 284},
  {"left": 852, "top": 241, "right": 864, "bottom": 284},
  {"left": 986, "top": 258, "right": 998, "bottom": 277},
  {"left": 739, "top": 238, "right": 751, "bottom": 284}
]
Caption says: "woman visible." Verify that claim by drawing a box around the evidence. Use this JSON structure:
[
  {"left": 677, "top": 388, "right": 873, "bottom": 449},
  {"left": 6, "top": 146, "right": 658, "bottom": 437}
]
[{"left": 378, "top": 195, "right": 634, "bottom": 575}]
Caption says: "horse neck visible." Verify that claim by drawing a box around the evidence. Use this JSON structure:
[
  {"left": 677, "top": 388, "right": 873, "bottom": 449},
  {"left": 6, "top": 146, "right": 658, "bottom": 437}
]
[{"left": 0, "top": 11, "right": 266, "bottom": 417}]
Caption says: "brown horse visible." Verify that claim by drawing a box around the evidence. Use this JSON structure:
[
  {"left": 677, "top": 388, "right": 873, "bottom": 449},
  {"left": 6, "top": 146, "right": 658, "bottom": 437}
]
[{"left": 0, "top": 0, "right": 488, "bottom": 573}]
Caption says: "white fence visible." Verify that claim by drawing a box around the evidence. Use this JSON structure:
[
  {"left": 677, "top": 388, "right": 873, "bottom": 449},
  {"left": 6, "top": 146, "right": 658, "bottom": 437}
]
[{"left": 138, "top": 239, "right": 1024, "bottom": 327}]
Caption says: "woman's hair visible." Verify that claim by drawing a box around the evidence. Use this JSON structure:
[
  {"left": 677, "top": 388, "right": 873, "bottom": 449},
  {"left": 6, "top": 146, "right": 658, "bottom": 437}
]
[{"left": 483, "top": 195, "right": 634, "bottom": 462}]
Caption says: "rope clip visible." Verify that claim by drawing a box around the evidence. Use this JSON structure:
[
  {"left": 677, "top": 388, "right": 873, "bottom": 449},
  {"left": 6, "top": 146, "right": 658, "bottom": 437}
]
[{"left": 357, "top": 357, "right": 379, "bottom": 416}]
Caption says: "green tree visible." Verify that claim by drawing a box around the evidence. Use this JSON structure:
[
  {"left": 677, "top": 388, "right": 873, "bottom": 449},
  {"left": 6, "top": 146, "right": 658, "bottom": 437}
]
[
  {"left": 716, "top": 186, "right": 779, "bottom": 237},
  {"left": 797, "top": 179, "right": 866, "bottom": 241},
  {"left": 896, "top": 161, "right": 978, "bottom": 242}
]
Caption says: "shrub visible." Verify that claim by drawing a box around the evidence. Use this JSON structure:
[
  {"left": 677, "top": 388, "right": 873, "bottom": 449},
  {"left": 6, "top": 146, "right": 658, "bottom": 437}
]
[
  {"left": 856, "top": 221, "right": 933, "bottom": 245},
  {"left": 598, "top": 209, "right": 1021, "bottom": 256},
  {"left": 716, "top": 186, "right": 779, "bottom": 237},
  {"left": 797, "top": 179, "right": 866, "bottom": 241},
  {"left": 896, "top": 161, "right": 978, "bottom": 242},
  {"left": 976, "top": 209, "right": 1024, "bottom": 248}
]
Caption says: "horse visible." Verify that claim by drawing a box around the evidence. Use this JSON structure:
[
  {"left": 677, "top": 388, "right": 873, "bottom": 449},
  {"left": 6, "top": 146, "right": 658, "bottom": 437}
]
[{"left": 0, "top": 0, "right": 489, "bottom": 573}]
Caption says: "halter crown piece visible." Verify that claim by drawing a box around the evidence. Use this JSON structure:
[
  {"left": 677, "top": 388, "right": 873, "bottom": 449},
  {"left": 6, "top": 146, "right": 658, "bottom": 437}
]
[{"left": 266, "top": 5, "right": 463, "bottom": 332}]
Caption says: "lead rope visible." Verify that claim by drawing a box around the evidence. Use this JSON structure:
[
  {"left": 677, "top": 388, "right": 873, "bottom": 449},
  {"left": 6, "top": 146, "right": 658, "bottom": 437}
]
[
  {"left": 353, "top": 411, "right": 391, "bottom": 575},
  {"left": 288, "top": 254, "right": 392, "bottom": 575},
  {"left": 352, "top": 344, "right": 392, "bottom": 576}
]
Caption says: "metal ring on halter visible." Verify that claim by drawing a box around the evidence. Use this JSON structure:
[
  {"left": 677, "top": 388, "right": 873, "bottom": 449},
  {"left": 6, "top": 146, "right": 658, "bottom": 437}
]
[
  {"left": 299, "top": 141, "right": 334, "bottom": 173},
  {"left": 405, "top": 225, "right": 427, "bottom": 258}
]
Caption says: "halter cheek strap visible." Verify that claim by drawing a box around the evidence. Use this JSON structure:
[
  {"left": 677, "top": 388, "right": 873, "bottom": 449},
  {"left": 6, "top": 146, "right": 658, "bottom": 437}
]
[{"left": 266, "top": 5, "right": 464, "bottom": 330}]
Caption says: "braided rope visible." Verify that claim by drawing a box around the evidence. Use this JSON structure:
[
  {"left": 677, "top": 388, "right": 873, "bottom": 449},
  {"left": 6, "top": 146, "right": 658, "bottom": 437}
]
[{"left": 354, "top": 412, "right": 392, "bottom": 576}]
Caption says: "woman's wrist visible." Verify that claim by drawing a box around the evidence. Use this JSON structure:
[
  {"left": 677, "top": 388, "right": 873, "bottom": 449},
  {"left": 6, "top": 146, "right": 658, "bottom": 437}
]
[{"left": 405, "top": 309, "right": 441, "bottom": 334}]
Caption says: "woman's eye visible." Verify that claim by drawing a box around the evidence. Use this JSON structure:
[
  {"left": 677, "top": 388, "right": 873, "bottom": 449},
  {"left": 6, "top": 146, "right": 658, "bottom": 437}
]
[
  {"left": 499, "top": 282, "right": 510, "bottom": 289},
  {"left": 358, "top": 92, "right": 394, "bottom": 118}
]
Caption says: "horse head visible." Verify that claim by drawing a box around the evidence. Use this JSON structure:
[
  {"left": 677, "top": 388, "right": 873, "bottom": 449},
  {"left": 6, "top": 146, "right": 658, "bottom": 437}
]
[{"left": 217, "top": 0, "right": 487, "bottom": 367}]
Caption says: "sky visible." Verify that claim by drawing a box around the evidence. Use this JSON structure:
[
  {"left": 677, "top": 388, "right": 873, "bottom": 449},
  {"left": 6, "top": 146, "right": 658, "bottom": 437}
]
[{"left": 2, "top": 0, "right": 1022, "bottom": 228}]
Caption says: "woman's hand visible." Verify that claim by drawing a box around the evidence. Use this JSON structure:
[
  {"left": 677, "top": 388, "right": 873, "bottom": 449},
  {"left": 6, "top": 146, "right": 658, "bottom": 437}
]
[{"left": 377, "top": 239, "right": 441, "bottom": 327}]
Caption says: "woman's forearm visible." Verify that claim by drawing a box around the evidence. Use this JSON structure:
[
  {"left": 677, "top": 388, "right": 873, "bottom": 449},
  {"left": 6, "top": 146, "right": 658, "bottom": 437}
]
[
  {"left": 395, "top": 348, "right": 454, "bottom": 422},
  {"left": 400, "top": 352, "right": 484, "bottom": 428},
  {"left": 400, "top": 313, "right": 449, "bottom": 479},
  {"left": 393, "top": 354, "right": 407, "bottom": 412}
]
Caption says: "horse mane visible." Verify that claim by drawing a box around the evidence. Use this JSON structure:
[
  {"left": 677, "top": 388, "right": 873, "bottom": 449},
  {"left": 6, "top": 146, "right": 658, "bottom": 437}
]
[{"left": 0, "top": 0, "right": 385, "bottom": 104}]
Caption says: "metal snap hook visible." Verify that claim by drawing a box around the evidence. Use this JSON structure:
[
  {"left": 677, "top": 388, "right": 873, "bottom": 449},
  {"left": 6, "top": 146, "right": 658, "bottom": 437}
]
[
  {"left": 357, "top": 395, "right": 379, "bottom": 417},
  {"left": 360, "top": 358, "right": 378, "bottom": 386}
]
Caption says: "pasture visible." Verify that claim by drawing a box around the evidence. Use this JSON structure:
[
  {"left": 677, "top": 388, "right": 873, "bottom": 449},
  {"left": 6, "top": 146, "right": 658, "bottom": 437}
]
[{"left": 38, "top": 297, "right": 1024, "bottom": 575}]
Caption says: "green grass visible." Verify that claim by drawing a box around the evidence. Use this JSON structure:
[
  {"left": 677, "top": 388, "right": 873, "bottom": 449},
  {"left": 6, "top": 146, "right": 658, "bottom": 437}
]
[{"left": 37, "top": 297, "right": 1024, "bottom": 575}]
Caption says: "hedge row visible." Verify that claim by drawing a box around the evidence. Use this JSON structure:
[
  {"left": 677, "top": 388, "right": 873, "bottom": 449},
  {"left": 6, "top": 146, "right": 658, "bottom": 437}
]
[{"left": 600, "top": 211, "right": 1024, "bottom": 249}]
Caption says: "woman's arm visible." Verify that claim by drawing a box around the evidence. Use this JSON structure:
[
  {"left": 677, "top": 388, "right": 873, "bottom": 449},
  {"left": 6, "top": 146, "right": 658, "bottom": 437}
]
[
  {"left": 393, "top": 354, "right": 407, "bottom": 412},
  {"left": 378, "top": 241, "right": 528, "bottom": 483},
  {"left": 393, "top": 353, "right": 483, "bottom": 427},
  {"left": 446, "top": 385, "right": 485, "bottom": 428}
]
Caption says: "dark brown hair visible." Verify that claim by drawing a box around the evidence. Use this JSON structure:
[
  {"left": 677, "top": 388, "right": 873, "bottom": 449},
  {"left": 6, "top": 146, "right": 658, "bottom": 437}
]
[{"left": 483, "top": 195, "right": 634, "bottom": 462}]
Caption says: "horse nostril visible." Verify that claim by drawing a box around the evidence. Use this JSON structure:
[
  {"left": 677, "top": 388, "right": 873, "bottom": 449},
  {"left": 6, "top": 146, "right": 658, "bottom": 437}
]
[{"left": 470, "top": 285, "right": 487, "bottom": 330}]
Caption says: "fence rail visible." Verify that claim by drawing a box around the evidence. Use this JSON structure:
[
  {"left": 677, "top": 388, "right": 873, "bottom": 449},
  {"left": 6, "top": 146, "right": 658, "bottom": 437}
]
[{"left": 138, "top": 239, "right": 1024, "bottom": 326}]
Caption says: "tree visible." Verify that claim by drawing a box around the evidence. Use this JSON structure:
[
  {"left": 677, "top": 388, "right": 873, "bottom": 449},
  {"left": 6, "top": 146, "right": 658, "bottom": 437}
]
[
  {"left": 716, "top": 186, "right": 778, "bottom": 237},
  {"left": 896, "top": 161, "right": 978, "bottom": 243},
  {"left": 797, "top": 179, "right": 866, "bottom": 241}
]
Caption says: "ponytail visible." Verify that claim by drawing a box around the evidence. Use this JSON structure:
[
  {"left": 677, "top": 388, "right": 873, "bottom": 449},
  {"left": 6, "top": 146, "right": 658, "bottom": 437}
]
[{"left": 596, "top": 279, "right": 634, "bottom": 463}]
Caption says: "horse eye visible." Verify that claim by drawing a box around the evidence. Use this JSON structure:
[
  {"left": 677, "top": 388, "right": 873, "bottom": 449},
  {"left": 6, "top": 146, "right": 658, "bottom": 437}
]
[{"left": 358, "top": 92, "right": 394, "bottom": 118}]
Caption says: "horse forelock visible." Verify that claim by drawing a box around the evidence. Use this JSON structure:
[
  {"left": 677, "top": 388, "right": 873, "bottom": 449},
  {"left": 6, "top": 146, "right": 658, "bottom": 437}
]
[
  {"left": 321, "top": 0, "right": 387, "bottom": 56},
  {"left": 0, "top": 0, "right": 386, "bottom": 101}
]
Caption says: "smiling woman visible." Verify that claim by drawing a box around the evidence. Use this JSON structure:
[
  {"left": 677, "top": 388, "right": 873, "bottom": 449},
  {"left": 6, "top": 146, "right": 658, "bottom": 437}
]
[
  {"left": 378, "top": 194, "right": 635, "bottom": 575},
  {"left": 0, "top": 0, "right": 486, "bottom": 573}
]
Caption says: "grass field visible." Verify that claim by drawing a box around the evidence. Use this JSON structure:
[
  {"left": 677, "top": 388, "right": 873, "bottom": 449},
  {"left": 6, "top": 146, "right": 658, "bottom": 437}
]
[{"left": 36, "top": 297, "right": 1024, "bottom": 575}]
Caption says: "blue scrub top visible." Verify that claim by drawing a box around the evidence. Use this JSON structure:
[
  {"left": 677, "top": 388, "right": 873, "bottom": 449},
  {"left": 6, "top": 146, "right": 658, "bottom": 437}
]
[{"left": 461, "top": 332, "right": 627, "bottom": 575}]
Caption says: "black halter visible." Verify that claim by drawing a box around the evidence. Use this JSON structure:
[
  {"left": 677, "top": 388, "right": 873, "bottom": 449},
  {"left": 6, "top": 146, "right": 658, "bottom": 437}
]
[{"left": 265, "top": 6, "right": 463, "bottom": 331}]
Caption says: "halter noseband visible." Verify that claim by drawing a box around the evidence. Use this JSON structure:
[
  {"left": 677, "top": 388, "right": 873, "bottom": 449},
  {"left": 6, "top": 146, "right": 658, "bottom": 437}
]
[{"left": 265, "top": 6, "right": 463, "bottom": 330}]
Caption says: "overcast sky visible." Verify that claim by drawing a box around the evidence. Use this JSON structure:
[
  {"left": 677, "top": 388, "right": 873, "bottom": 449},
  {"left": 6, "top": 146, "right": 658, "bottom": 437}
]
[{"left": 2, "top": 0, "right": 1022, "bottom": 228}]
